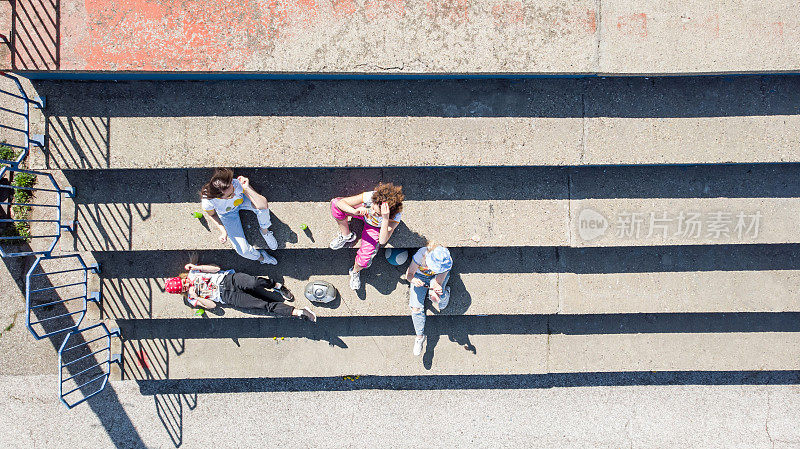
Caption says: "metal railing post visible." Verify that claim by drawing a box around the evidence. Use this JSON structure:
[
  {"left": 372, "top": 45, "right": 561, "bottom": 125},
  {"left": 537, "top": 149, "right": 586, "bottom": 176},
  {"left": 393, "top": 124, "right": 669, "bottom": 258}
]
[
  {"left": 58, "top": 323, "right": 120, "bottom": 409},
  {"left": 0, "top": 72, "right": 45, "bottom": 168},
  {"left": 0, "top": 167, "right": 76, "bottom": 257},
  {"left": 25, "top": 254, "right": 100, "bottom": 340}
]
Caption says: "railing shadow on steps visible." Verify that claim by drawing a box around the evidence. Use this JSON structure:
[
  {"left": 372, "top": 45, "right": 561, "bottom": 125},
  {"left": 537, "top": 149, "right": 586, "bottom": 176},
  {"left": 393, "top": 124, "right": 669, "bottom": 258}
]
[{"left": 1, "top": 0, "right": 60, "bottom": 70}]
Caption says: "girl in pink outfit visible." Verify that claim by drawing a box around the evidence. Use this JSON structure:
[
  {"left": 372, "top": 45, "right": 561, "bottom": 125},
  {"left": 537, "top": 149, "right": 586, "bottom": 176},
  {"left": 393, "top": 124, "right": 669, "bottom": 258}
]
[{"left": 329, "top": 183, "right": 404, "bottom": 290}]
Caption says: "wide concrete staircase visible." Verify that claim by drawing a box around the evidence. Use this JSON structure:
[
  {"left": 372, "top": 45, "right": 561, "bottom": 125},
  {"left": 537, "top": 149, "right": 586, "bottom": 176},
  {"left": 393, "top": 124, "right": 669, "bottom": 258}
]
[{"left": 12, "top": 74, "right": 798, "bottom": 386}]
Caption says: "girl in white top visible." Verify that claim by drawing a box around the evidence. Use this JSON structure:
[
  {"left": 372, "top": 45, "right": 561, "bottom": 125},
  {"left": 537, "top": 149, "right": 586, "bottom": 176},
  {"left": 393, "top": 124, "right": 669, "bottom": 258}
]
[
  {"left": 201, "top": 168, "right": 278, "bottom": 264},
  {"left": 404, "top": 242, "right": 453, "bottom": 356}
]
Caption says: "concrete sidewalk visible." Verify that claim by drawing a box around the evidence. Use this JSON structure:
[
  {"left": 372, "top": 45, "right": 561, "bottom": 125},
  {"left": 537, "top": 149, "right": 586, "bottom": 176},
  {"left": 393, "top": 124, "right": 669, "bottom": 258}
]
[
  {"left": 3, "top": 374, "right": 799, "bottom": 448},
  {"left": 2, "top": 0, "right": 799, "bottom": 73}
]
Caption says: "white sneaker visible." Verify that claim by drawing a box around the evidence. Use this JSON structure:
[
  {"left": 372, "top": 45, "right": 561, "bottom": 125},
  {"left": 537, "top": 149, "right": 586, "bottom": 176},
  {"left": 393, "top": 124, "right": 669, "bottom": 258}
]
[
  {"left": 261, "top": 229, "right": 278, "bottom": 250},
  {"left": 437, "top": 286, "right": 451, "bottom": 310},
  {"left": 349, "top": 268, "right": 361, "bottom": 290},
  {"left": 413, "top": 335, "right": 426, "bottom": 356},
  {"left": 299, "top": 307, "right": 316, "bottom": 323},
  {"left": 258, "top": 250, "right": 277, "bottom": 265},
  {"left": 330, "top": 232, "right": 356, "bottom": 250}
]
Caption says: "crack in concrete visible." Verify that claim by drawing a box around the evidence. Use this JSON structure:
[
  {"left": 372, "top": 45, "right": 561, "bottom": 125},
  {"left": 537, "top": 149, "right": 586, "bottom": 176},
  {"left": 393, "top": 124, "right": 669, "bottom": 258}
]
[
  {"left": 545, "top": 315, "right": 551, "bottom": 373},
  {"left": 766, "top": 388, "right": 775, "bottom": 449},
  {"left": 624, "top": 417, "right": 634, "bottom": 449},
  {"left": 0, "top": 310, "right": 21, "bottom": 338},
  {"left": 580, "top": 92, "right": 587, "bottom": 165},
  {"left": 567, "top": 170, "right": 573, "bottom": 248},
  {"left": 595, "top": 0, "right": 602, "bottom": 71}
]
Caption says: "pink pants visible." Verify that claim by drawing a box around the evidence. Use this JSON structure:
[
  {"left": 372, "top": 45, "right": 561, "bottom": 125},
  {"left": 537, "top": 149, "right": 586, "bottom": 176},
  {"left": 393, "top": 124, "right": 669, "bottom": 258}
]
[{"left": 331, "top": 198, "right": 381, "bottom": 268}]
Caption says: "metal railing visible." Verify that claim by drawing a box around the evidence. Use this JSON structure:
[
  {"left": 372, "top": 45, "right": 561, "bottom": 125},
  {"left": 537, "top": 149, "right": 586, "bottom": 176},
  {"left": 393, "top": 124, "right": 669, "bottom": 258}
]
[
  {"left": 0, "top": 72, "right": 120, "bottom": 408},
  {"left": 58, "top": 322, "right": 120, "bottom": 409},
  {"left": 0, "top": 166, "right": 76, "bottom": 257},
  {"left": 26, "top": 253, "right": 101, "bottom": 339},
  {"left": 0, "top": 72, "right": 44, "bottom": 167}
]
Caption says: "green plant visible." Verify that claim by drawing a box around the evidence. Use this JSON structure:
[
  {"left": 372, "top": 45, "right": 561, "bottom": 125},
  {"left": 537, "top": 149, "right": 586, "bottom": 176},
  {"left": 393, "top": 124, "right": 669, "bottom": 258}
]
[
  {"left": 0, "top": 143, "right": 18, "bottom": 165},
  {"left": 2, "top": 170, "right": 37, "bottom": 241},
  {"left": 12, "top": 172, "right": 36, "bottom": 203}
]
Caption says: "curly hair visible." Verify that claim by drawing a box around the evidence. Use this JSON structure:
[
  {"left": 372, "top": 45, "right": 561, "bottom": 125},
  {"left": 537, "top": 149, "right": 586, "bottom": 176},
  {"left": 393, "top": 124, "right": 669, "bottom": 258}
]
[
  {"left": 371, "top": 182, "right": 404, "bottom": 217},
  {"left": 201, "top": 168, "right": 233, "bottom": 199}
]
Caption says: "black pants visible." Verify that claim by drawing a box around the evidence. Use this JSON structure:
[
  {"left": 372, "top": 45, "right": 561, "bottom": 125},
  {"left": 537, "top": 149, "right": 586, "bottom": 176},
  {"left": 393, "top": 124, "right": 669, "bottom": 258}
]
[{"left": 219, "top": 273, "right": 294, "bottom": 317}]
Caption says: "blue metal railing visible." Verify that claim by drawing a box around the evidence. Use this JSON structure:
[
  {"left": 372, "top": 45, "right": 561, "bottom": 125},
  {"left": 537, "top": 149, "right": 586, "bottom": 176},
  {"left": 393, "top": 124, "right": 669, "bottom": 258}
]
[
  {"left": 0, "top": 166, "right": 76, "bottom": 257},
  {"left": 0, "top": 72, "right": 120, "bottom": 408},
  {"left": 0, "top": 72, "right": 45, "bottom": 167},
  {"left": 25, "top": 253, "right": 101, "bottom": 340},
  {"left": 58, "top": 322, "right": 120, "bottom": 409}
]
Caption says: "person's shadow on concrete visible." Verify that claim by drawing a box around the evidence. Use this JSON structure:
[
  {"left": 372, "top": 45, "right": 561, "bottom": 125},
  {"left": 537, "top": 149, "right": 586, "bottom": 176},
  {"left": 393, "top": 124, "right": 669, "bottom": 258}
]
[
  {"left": 353, "top": 221, "right": 428, "bottom": 298},
  {"left": 420, "top": 271, "right": 475, "bottom": 370},
  {"left": 265, "top": 212, "right": 298, "bottom": 246}
]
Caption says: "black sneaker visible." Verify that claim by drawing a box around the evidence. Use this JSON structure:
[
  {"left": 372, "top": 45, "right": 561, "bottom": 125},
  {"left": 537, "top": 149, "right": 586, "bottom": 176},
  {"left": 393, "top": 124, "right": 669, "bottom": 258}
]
[{"left": 274, "top": 283, "right": 294, "bottom": 302}]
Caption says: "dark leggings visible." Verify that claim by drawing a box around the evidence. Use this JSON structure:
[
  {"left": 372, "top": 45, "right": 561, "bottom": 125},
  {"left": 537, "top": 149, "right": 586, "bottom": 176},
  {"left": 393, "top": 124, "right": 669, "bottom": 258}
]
[{"left": 220, "top": 273, "right": 294, "bottom": 316}]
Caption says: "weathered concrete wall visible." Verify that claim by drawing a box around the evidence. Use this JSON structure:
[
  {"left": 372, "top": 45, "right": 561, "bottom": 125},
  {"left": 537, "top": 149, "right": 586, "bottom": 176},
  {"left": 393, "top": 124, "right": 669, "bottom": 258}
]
[{"left": 1, "top": 0, "right": 798, "bottom": 73}]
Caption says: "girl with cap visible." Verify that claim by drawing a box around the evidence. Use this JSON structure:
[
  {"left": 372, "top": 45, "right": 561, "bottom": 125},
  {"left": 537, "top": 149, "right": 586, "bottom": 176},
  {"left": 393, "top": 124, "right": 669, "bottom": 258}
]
[
  {"left": 201, "top": 168, "right": 278, "bottom": 265},
  {"left": 329, "top": 183, "right": 404, "bottom": 290},
  {"left": 404, "top": 241, "right": 453, "bottom": 356},
  {"left": 165, "top": 262, "right": 316, "bottom": 321}
]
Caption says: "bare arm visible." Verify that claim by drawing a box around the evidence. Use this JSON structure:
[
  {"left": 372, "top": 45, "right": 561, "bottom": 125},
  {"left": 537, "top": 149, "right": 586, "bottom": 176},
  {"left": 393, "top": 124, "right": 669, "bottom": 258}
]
[
  {"left": 404, "top": 260, "right": 419, "bottom": 281},
  {"left": 185, "top": 263, "right": 220, "bottom": 273},
  {"left": 186, "top": 283, "right": 218, "bottom": 309},
  {"left": 379, "top": 219, "right": 399, "bottom": 245},
  {"left": 204, "top": 209, "right": 229, "bottom": 243},
  {"left": 429, "top": 270, "right": 450, "bottom": 300},
  {"left": 205, "top": 208, "right": 224, "bottom": 229},
  {"left": 432, "top": 271, "right": 448, "bottom": 288},
  {"left": 239, "top": 176, "right": 268, "bottom": 209},
  {"left": 335, "top": 193, "right": 366, "bottom": 215},
  {"left": 378, "top": 203, "right": 398, "bottom": 245},
  {"left": 194, "top": 297, "right": 217, "bottom": 309}
]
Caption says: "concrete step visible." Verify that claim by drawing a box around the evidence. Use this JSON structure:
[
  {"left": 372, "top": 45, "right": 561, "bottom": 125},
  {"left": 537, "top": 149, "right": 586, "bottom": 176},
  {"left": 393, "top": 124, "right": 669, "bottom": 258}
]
[
  {"left": 56, "top": 196, "right": 800, "bottom": 250},
  {"left": 5, "top": 0, "right": 799, "bottom": 73},
  {"left": 89, "top": 245, "right": 800, "bottom": 321},
  {"left": 117, "top": 314, "right": 800, "bottom": 379},
  {"left": 40, "top": 164, "right": 800, "bottom": 251},
  {"left": 25, "top": 76, "right": 800, "bottom": 169}
]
